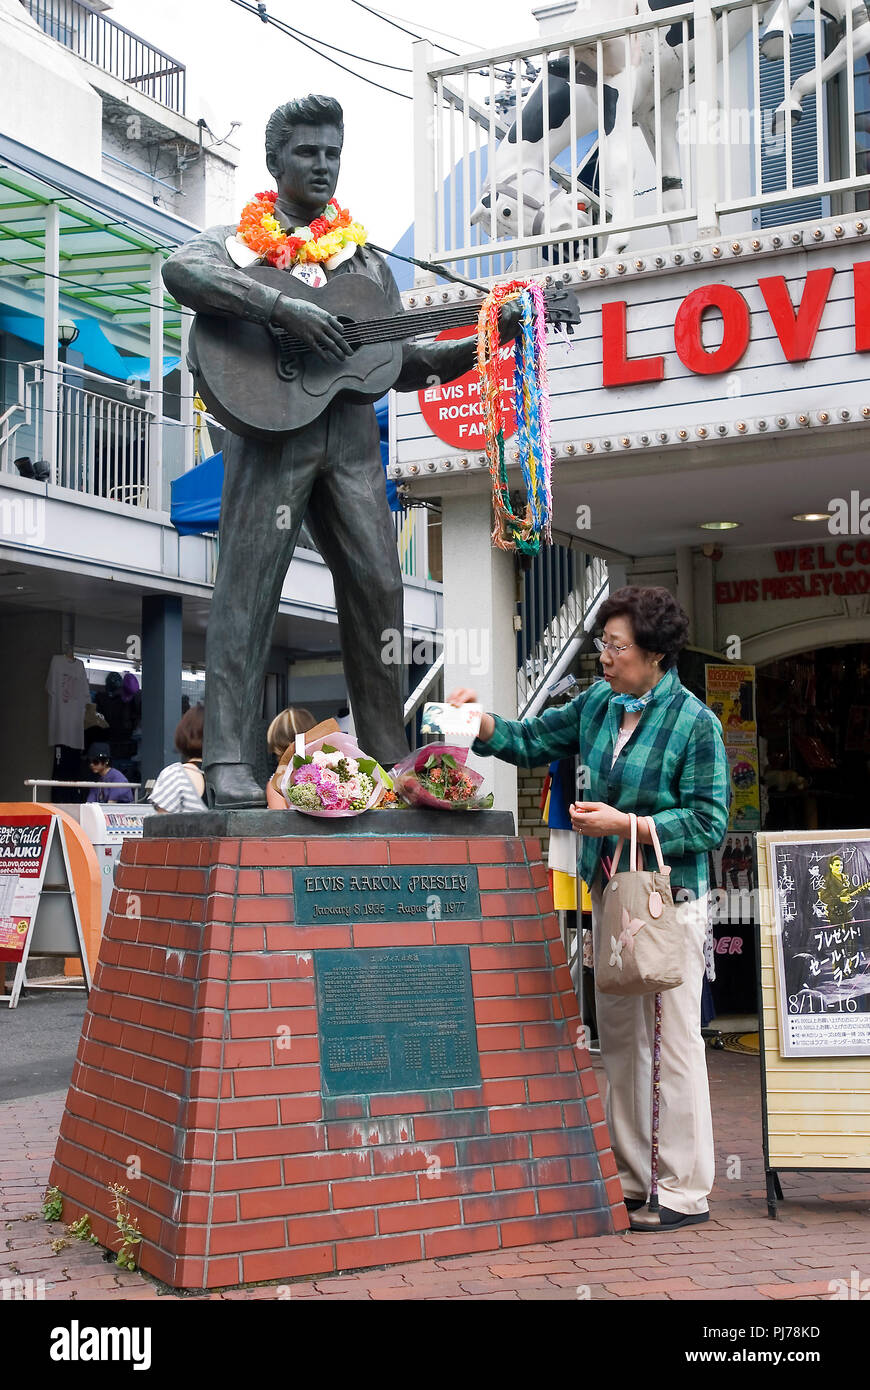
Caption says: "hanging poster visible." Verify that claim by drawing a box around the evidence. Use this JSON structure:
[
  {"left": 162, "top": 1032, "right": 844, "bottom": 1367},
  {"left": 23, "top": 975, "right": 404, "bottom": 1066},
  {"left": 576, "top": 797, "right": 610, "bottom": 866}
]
[
  {"left": 0, "top": 813, "right": 52, "bottom": 963},
  {"left": 768, "top": 834, "right": 870, "bottom": 1057},
  {"left": 705, "top": 664, "right": 761, "bottom": 832}
]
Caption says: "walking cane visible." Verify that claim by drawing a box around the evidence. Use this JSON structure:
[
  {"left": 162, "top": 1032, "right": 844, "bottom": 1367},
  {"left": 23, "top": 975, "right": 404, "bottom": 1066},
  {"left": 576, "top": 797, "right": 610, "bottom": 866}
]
[{"left": 649, "top": 990, "right": 663, "bottom": 1213}]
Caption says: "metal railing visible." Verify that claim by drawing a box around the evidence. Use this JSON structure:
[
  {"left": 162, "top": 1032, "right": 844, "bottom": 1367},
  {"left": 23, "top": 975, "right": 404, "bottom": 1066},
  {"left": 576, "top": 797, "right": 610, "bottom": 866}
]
[
  {"left": 517, "top": 543, "right": 608, "bottom": 715},
  {"left": 25, "top": 779, "right": 141, "bottom": 802},
  {"left": 403, "top": 652, "right": 445, "bottom": 752},
  {"left": 21, "top": 0, "right": 186, "bottom": 114},
  {"left": 0, "top": 362, "right": 157, "bottom": 506},
  {"left": 414, "top": 0, "right": 869, "bottom": 275},
  {"left": 56, "top": 373, "right": 152, "bottom": 505}
]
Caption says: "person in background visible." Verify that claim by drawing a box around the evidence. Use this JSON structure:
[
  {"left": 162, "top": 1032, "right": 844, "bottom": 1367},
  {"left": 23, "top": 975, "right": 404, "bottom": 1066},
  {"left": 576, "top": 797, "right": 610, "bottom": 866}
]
[
  {"left": 448, "top": 585, "right": 729, "bottom": 1232},
  {"left": 150, "top": 705, "right": 207, "bottom": 814},
  {"left": 86, "top": 743, "right": 134, "bottom": 804},
  {"left": 266, "top": 707, "right": 317, "bottom": 808}
]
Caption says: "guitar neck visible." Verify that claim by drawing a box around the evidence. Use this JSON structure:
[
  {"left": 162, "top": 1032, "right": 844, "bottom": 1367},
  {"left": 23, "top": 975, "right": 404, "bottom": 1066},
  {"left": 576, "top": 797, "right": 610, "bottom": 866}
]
[{"left": 273, "top": 299, "right": 485, "bottom": 357}]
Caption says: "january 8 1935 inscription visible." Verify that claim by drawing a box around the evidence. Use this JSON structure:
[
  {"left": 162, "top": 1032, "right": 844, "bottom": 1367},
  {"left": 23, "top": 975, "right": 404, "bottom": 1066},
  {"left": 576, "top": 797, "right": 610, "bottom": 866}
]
[{"left": 314, "top": 946, "right": 481, "bottom": 1095}]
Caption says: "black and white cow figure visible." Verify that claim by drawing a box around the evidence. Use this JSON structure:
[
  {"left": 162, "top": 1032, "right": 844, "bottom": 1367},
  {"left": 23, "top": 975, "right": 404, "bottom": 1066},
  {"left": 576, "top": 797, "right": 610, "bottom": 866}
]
[{"left": 472, "top": 0, "right": 860, "bottom": 254}]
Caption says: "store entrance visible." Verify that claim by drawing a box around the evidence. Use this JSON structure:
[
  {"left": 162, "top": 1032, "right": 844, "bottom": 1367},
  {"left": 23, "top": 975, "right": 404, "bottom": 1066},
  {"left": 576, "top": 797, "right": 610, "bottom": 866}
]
[
  {"left": 758, "top": 643, "right": 870, "bottom": 832},
  {"left": 704, "top": 642, "right": 870, "bottom": 1028}
]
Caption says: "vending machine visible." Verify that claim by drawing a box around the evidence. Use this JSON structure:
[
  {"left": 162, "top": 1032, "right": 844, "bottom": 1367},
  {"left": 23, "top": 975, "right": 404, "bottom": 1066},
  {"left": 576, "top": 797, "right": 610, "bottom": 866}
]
[{"left": 78, "top": 804, "right": 154, "bottom": 926}]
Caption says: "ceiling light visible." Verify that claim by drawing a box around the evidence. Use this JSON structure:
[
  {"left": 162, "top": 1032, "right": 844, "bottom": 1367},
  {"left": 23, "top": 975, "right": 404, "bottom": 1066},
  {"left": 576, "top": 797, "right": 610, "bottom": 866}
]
[
  {"left": 698, "top": 520, "right": 741, "bottom": 530},
  {"left": 792, "top": 512, "right": 831, "bottom": 522}
]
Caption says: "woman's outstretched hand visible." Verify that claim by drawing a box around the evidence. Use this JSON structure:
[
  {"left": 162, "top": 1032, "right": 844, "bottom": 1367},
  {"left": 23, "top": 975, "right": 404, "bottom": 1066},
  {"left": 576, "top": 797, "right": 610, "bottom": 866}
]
[{"left": 446, "top": 688, "right": 495, "bottom": 743}]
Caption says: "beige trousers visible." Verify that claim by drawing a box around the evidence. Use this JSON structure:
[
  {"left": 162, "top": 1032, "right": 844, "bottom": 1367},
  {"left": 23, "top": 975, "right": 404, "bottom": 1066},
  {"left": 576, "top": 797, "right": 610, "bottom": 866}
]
[{"left": 590, "top": 881, "right": 715, "bottom": 1215}]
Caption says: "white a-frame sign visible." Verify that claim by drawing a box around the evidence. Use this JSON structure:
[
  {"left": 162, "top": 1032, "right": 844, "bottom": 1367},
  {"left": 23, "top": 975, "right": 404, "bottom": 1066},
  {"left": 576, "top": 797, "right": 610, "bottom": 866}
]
[{"left": 0, "top": 811, "right": 92, "bottom": 1009}]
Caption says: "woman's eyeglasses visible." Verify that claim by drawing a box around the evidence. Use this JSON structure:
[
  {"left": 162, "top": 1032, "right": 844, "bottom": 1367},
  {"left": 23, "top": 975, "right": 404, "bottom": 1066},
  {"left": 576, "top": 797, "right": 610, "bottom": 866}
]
[{"left": 594, "top": 638, "right": 635, "bottom": 656}]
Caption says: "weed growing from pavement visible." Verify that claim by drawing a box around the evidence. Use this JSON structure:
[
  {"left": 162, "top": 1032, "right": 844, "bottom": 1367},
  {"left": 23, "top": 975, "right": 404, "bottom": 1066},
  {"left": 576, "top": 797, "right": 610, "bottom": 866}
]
[
  {"left": 67, "top": 1214, "right": 98, "bottom": 1245},
  {"left": 42, "top": 1187, "right": 63, "bottom": 1223},
  {"left": 109, "top": 1184, "right": 142, "bottom": 1271}
]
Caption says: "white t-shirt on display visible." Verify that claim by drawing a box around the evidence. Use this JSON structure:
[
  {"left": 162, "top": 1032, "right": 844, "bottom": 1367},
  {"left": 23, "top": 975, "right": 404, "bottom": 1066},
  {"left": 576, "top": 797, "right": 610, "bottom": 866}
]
[{"left": 46, "top": 655, "right": 91, "bottom": 749}]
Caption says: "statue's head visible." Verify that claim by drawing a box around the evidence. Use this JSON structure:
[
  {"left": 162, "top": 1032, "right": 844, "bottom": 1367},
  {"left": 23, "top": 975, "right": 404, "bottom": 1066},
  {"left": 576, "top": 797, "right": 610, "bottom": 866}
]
[{"left": 265, "top": 95, "right": 344, "bottom": 214}]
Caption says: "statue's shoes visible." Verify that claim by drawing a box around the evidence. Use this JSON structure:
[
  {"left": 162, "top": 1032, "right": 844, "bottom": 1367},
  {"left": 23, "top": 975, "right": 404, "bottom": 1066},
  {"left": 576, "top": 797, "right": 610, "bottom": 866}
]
[{"left": 205, "top": 763, "right": 267, "bottom": 810}]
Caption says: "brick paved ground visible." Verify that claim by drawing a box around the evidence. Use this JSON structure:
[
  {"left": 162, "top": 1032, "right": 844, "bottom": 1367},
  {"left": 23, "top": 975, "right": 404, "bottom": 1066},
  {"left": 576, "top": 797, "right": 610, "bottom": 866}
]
[{"left": 2, "top": 1049, "right": 869, "bottom": 1301}]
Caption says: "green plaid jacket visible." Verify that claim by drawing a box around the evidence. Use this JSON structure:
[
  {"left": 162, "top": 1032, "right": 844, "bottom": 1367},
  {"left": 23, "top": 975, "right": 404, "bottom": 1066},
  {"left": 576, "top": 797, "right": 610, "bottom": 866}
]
[{"left": 472, "top": 665, "right": 730, "bottom": 899}]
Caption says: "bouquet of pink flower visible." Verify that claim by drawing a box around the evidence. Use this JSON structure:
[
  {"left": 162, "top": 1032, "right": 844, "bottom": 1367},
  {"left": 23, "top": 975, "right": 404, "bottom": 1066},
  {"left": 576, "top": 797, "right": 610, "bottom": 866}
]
[
  {"left": 278, "top": 732, "right": 387, "bottom": 817},
  {"left": 391, "top": 743, "right": 493, "bottom": 811}
]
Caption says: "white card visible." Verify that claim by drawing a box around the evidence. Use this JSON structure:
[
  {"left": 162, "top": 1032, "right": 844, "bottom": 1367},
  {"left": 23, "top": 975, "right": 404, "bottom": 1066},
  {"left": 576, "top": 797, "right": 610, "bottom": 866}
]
[{"left": 420, "top": 702, "right": 483, "bottom": 740}]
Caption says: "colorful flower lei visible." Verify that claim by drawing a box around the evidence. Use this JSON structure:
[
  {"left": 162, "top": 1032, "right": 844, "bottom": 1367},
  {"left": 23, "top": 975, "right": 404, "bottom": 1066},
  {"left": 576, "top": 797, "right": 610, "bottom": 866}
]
[
  {"left": 478, "top": 280, "right": 552, "bottom": 555},
  {"left": 237, "top": 191, "right": 367, "bottom": 268}
]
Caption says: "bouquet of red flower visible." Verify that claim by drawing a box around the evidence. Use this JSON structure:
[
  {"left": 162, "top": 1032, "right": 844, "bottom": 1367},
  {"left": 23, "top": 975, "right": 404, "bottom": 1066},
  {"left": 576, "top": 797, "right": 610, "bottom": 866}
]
[{"left": 392, "top": 743, "right": 493, "bottom": 811}]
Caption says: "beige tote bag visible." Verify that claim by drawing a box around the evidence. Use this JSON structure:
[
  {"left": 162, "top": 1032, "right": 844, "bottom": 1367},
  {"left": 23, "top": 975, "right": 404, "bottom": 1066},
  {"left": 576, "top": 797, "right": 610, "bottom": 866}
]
[{"left": 596, "top": 813, "right": 684, "bottom": 996}]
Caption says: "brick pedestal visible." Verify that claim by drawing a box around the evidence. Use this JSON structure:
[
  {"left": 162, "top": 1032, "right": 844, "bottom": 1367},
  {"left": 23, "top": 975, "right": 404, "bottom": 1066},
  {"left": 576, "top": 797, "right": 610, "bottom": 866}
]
[{"left": 50, "top": 815, "right": 627, "bottom": 1289}]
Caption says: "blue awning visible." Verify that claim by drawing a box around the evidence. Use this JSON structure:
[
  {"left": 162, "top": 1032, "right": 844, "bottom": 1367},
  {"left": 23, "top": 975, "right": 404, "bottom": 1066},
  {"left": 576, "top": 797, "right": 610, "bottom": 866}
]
[{"left": 170, "top": 449, "right": 222, "bottom": 535}]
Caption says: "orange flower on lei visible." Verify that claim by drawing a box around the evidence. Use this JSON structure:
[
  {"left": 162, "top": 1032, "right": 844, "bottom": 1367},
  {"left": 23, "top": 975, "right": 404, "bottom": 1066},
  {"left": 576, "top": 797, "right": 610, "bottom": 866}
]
[{"left": 237, "top": 191, "right": 366, "bottom": 268}]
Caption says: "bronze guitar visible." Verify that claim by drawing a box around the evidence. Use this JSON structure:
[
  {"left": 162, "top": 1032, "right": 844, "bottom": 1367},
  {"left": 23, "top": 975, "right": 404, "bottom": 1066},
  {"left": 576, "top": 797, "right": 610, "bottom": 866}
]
[{"left": 188, "top": 266, "right": 580, "bottom": 440}]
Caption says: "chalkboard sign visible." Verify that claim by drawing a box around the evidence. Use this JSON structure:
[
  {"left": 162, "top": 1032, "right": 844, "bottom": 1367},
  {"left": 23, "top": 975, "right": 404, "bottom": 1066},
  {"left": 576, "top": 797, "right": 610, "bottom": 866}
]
[{"left": 768, "top": 834, "right": 870, "bottom": 1057}]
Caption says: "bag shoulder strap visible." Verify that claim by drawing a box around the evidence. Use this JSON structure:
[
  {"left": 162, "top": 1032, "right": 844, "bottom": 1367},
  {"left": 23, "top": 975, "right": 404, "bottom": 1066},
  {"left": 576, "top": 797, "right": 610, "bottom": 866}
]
[
  {"left": 645, "top": 816, "right": 667, "bottom": 872},
  {"left": 611, "top": 812, "right": 641, "bottom": 874},
  {"left": 611, "top": 813, "right": 667, "bottom": 874}
]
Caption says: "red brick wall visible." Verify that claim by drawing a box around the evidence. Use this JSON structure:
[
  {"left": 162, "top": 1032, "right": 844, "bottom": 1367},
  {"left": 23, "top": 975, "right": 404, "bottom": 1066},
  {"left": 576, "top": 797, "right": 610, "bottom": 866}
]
[{"left": 50, "top": 832, "right": 626, "bottom": 1289}]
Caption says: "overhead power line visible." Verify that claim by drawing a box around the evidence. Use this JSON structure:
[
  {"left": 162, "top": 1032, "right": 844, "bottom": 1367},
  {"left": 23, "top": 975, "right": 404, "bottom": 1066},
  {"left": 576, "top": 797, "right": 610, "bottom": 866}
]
[
  {"left": 229, "top": 0, "right": 413, "bottom": 99},
  {"left": 378, "top": 10, "right": 478, "bottom": 50},
  {"left": 349, "top": 0, "right": 458, "bottom": 54}
]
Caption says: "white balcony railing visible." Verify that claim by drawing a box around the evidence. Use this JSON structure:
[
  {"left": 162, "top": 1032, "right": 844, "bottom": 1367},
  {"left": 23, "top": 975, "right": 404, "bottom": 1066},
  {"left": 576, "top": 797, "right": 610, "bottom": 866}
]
[
  {"left": 1, "top": 362, "right": 161, "bottom": 507},
  {"left": 413, "top": 0, "right": 870, "bottom": 276}
]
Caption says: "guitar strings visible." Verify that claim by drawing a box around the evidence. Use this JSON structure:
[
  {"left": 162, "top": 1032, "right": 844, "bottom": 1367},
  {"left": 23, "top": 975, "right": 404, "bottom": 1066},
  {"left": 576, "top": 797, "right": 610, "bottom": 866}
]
[{"left": 271, "top": 298, "right": 562, "bottom": 354}]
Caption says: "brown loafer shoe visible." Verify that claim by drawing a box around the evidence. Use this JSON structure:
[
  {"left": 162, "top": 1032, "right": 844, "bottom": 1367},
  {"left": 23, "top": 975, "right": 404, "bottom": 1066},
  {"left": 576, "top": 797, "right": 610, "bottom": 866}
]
[{"left": 629, "top": 1204, "right": 710, "bottom": 1232}]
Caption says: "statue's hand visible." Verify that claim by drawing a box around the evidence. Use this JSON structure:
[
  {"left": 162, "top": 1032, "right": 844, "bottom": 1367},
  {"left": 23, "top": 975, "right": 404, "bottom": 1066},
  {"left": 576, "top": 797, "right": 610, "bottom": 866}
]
[
  {"left": 498, "top": 301, "right": 524, "bottom": 344},
  {"left": 271, "top": 295, "right": 352, "bottom": 361}
]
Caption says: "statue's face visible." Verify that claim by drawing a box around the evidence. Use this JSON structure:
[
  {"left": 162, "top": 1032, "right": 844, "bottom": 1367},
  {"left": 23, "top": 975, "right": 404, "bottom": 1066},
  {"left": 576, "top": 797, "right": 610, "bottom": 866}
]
[{"left": 272, "top": 122, "right": 342, "bottom": 215}]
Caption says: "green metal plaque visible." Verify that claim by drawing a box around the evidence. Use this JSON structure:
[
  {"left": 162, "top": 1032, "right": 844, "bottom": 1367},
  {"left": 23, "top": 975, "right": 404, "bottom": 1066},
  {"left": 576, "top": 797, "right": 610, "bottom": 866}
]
[
  {"left": 314, "top": 946, "right": 481, "bottom": 1095},
  {"left": 291, "top": 865, "right": 481, "bottom": 925}
]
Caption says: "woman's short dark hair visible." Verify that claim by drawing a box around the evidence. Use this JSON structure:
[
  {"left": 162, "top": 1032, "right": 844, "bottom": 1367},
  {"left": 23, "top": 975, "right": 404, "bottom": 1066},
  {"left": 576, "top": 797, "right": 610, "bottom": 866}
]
[
  {"left": 597, "top": 586, "right": 689, "bottom": 670},
  {"left": 175, "top": 703, "right": 204, "bottom": 759},
  {"left": 265, "top": 95, "right": 344, "bottom": 175}
]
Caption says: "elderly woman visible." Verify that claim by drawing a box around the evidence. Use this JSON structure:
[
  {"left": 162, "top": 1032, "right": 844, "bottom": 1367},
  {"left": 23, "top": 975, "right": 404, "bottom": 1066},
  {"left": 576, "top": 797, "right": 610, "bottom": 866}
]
[{"left": 449, "top": 586, "right": 729, "bottom": 1231}]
